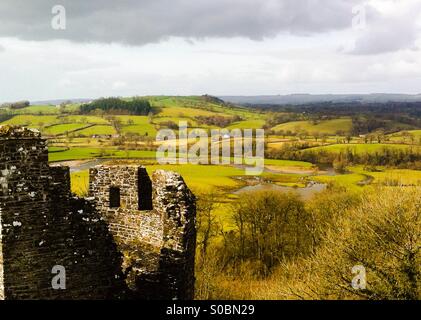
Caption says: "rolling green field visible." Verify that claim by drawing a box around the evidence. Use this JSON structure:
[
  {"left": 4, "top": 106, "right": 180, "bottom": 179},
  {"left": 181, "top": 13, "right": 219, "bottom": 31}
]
[
  {"left": 151, "top": 96, "right": 260, "bottom": 120},
  {"left": 303, "top": 143, "right": 421, "bottom": 154},
  {"left": 115, "top": 115, "right": 150, "bottom": 124},
  {"left": 49, "top": 148, "right": 157, "bottom": 162},
  {"left": 313, "top": 172, "right": 367, "bottom": 189},
  {"left": 159, "top": 106, "right": 222, "bottom": 118},
  {"left": 76, "top": 125, "right": 116, "bottom": 136},
  {"left": 117, "top": 115, "right": 158, "bottom": 136},
  {"left": 43, "top": 123, "right": 89, "bottom": 135},
  {"left": 1, "top": 96, "right": 262, "bottom": 139},
  {"left": 10, "top": 104, "right": 80, "bottom": 114},
  {"left": 271, "top": 118, "right": 352, "bottom": 135},
  {"left": 12, "top": 105, "right": 60, "bottom": 114},
  {"left": 2, "top": 95, "right": 420, "bottom": 213},
  {"left": 227, "top": 119, "right": 266, "bottom": 130},
  {"left": 121, "top": 124, "right": 157, "bottom": 136},
  {"left": 388, "top": 130, "right": 421, "bottom": 143},
  {"left": 350, "top": 166, "right": 421, "bottom": 186},
  {"left": 154, "top": 116, "right": 199, "bottom": 127},
  {"left": 65, "top": 115, "right": 109, "bottom": 124},
  {"left": 408, "top": 130, "right": 421, "bottom": 138},
  {"left": 145, "top": 164, "right": 245, "bottom": 192},
  {"left": 2, "top": 115, "right": 60, "bottom": 126}
]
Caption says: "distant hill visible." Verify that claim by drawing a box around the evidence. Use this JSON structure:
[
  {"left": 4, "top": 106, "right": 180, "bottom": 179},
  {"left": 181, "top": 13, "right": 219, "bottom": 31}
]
[
  {"left": 219, "top": 94, "right": 421, "bottom": 106},
  {"left": 30, "top": 98, "right": 92, "bottom": 105}
]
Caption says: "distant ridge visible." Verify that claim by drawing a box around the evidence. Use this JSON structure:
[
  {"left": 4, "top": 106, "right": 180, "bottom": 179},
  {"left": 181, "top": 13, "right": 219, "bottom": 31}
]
[
  {"left": 23, "top": 94, "right": 421, "bottom": 107},
  {"left": 30, "top": 98, "right": 92, "bottom": 105},
  {"left": 219, "top": 94, "right": 421, "bottom": 106}
]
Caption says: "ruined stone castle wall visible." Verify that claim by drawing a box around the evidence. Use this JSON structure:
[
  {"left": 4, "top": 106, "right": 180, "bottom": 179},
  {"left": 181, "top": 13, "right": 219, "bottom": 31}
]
[
  {"left": 89, "top": 166, "right": 196, "bottom": 299},
  {"left": 0, "top": 126, "right": 196, "bottom": 300},
  {"left": 0, "top": 129, "right": 125, "bottom": 299},
  {"left": 89, "top": 166, "right": 162, "bottom": 246},
  {"left": 0, "top": 134, "right": 56, "bottom": 299},
  {"left": 152, "top": 171, "right": 196, "bottom": 300}
]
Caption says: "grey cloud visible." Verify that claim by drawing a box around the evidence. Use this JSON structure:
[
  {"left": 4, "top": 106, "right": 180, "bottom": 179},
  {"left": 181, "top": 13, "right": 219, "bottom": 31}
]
[
  {"left": 351, "top": 3, "right": 421, "bottom": 55},
  {"left": 0, "top": 0, "right": 363, "bottom": 45}
]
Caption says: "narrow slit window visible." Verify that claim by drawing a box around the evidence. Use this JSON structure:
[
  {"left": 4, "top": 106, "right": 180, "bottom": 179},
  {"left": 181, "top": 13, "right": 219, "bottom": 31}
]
[
  {"left": 138, "top": 172, "right": 153, "bottom": 211},
  {"left": 109, "top": 186, "right": 121, "bottom": 208}
]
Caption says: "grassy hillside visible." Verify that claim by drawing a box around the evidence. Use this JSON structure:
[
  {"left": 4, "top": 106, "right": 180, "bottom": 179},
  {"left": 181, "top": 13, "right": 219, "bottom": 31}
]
[
  {"left": 272, "top": 118, "right": 352, "bottom": 135},
  {"left": 49, "top": 148, "right": 157, "bottom": 162},
  {"left": 43, "top": 123, "right": 89, "bottom": 135},
  {"left": 76, "top": 125, "right": 116, "bottom": 136},
  {"left": 2, "top": 115, "right": 60, "bottom": 126},
  {"left": 227, "top": 119, "right": 266, "bottom": 130},
  {"left": 303, "top": 143, "right": 421, "bottom": 154},
  {"left": 1, "top": 96, "right": 263, "bottom": 137},
  {"left": 388, "top": 130, "right": 421, "bottom": 143}
]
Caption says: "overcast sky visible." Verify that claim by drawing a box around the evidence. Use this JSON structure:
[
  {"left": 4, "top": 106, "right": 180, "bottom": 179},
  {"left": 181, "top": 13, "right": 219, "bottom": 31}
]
[{"left": 1, "top": 0, "right": 421, "bottom": 102}]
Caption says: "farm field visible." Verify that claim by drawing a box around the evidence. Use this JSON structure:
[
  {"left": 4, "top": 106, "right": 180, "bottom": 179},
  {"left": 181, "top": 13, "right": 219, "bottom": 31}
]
[
  {"left": 2, "top": 115, "right": 60, "bottom": 127},
  {"left": 303, "top": 143, "right": 421, "bottom": 154},
  {"left": 153, "top": 116, "right": 198, "bottom": 127},
  {"left": 43, "top": 123, "right": 89, "bottom": 135},
  {"left": 349, "top": 165, "right": 421, "bottom": 186},
  {"left": 227, "top": 119, "right": 266, "bottom": 130},
  {"left": 1, "top": 95, "right": 420, "bottom": 207},
  {"left": 271, "top": 118, "right": 353, "bottom": 135},
  {"left": 76, "top": 125, "right": 116, "bottom": 136},
  {"left": 388, "top": 130, "right": 421, "bottom": 143},
  {"left": 65, "top": 115, "right": 109, "bottom": 124},
  {"left": 158, "top": 106, "right": 223, "bottom": 118},
  {"left": 9, "top": 104, "right": 80, "bottom": 114},
  {"left": 1, "top": 96, "right": 260, "bottom": 139},
  {"left": 49, "top": 147, "right": 157, "bottom": 162}
]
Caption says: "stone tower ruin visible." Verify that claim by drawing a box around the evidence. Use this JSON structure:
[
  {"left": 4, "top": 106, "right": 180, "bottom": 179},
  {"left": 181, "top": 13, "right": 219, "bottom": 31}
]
[{"left": 0, "top": 125, "right": 196, "bottom": 300}]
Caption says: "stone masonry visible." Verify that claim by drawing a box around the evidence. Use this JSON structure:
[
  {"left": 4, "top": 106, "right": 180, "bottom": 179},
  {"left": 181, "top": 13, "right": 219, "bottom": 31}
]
[{"left": 0, "top": 125, "right": 196, "bottom": 300}]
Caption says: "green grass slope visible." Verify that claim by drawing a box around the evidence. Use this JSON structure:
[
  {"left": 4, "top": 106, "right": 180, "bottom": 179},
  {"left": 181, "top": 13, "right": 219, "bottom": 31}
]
[{"left": 272, "top": 118, "right": 352, "bottom": 135}]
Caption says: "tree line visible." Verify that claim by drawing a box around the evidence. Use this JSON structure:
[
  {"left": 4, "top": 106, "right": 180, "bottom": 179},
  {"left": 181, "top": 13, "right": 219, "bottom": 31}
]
[
  {"left": 195, "top": 115, "right": 242, "bottom": 127},
  {"left": 266, "top": 144, "right": 421, "bottom": 169},
  {"left": 1, "top": 100, "right": 30, "bottom": 109},
  {"left": 80, "top": 97, "right": 152, "bottom": 115},
  {"left": 195, "top": 187, "right": 421, "bottom": 300}
]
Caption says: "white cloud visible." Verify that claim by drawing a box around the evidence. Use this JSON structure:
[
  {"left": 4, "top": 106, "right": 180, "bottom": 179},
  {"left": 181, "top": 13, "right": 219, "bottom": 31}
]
[
  {"left": 350, "top": 0, "right": 421, "bottom": 54},
  {"left": 1, "top": 0, "right": 421, "bottom": 101}
]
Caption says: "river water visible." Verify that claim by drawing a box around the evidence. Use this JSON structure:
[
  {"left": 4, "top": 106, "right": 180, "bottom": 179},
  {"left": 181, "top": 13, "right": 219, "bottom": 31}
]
[
  {"left": 57, "top": 159, "right": 332, "bottom": 200},
  {"left": 233, "top": 182, "right": 327, "bottom": 200}
]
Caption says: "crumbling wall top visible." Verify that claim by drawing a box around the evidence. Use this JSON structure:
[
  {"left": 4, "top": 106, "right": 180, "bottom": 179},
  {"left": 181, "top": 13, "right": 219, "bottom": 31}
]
[{"left": 0, "top": 125, "right": 41, "bottom": 139}]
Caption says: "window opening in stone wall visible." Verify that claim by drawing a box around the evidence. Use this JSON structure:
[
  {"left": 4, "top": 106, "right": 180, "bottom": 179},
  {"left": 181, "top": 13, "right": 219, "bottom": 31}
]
[
  {"left": 138, "top": 173, "right": 153, "bottom": 210},
  {"left": 109, "top": 186, "right": 121, "bottom": 208}
]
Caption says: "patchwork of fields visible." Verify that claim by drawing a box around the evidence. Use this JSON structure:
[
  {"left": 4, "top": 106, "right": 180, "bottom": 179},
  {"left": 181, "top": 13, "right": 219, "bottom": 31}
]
[{"left": 1, "top": 95, "right": 420, "bottom": 225}]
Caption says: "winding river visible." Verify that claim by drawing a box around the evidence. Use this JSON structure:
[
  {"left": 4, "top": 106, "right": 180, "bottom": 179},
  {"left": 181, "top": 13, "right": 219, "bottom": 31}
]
[
  {"left": 54, "top": 158, "right": 335, "bottom": 200},
  {"left": 233, "top": 182, "right": 327, "bottom": 200}
]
